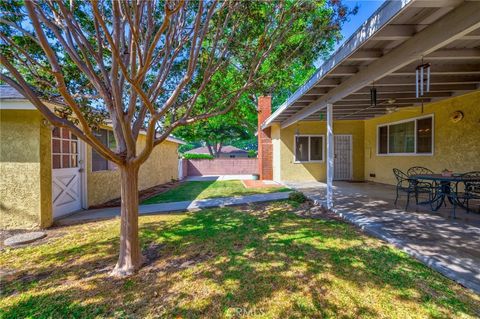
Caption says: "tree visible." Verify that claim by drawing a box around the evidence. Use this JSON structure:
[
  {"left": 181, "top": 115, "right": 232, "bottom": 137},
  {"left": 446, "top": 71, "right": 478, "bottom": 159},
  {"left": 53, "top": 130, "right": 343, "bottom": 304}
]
[
  {"left": 1, "top": 0, "right": 352, "bottom": 276},
  {"left": 175, "top": 96, "right": 255, "bottom": 157}
]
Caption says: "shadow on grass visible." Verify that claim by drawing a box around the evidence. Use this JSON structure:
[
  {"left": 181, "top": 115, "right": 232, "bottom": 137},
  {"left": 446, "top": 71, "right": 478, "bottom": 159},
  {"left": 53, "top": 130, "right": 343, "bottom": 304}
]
[
  {"left": 0, "top": 293, "right": 106, "bottom": 319},
  {"left": 142, "top": 180, "right": 216, "bottom": 204},
  {"left": 1, "top": 203, "right": 479, "bottom": 318},
  {"left": 142, "top": 180, "right": 289, "bottom": 204}
]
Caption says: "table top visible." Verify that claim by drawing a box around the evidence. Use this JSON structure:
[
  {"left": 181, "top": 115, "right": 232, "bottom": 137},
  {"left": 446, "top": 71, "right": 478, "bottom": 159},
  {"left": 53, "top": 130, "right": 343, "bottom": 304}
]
[{"left": 410, "top": 174, "right": 480, "bottom": 182}]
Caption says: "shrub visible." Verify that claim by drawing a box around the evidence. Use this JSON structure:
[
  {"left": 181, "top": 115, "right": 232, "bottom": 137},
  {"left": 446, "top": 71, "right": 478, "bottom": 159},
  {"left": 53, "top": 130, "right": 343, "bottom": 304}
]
[
  {"left": 288, "top": 191, "right": 307, "bottom": 203},
  {"left": 247, "top": 150, "right": 258, "bottom": 158},
  {"left": 183, "top": 153, "right": 214, "bottom": 160}
]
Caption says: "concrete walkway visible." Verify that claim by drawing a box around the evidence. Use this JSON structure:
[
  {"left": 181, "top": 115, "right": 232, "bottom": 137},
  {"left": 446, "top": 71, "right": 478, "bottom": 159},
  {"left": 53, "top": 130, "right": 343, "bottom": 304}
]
[
  {"left": 286, "top": 181, "right": 480, "bottom": 294},
  {"left": 56, "top": 191, "right": 290, "bottom": 226}
]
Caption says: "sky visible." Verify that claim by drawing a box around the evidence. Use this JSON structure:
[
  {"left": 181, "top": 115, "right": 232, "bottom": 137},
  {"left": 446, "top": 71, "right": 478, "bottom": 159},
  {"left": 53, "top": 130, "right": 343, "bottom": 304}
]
[{"left": 316, "top": 0, "right": 385, "bottom": 66}]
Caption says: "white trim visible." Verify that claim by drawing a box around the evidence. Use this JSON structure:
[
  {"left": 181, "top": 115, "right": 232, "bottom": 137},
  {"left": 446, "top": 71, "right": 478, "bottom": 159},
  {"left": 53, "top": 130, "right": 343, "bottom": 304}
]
[
  {"left": 293, "top": 134, "right": 325, "bottom": 163},
  {"left": 376, "top": 114, "right": 434, "bottom": 156},
  {"left": 326, "top": 103, "right": 334, "bottom": 209},
  {"left": 51, "top": 129, "right": 86, "bottom": 219},
  {"left": 80, "top": 141, "right": 88, "bottom": 209},
  {"left": 0, "top": 100, "right": 36, "bottom": 110}
]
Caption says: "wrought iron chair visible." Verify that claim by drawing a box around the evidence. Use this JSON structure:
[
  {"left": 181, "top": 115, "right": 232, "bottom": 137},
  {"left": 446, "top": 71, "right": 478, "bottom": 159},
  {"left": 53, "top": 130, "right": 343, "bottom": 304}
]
[
  {"left": 393, "top": 168, "right": 434, "bottom": 210},
  {"left": 407, "top": 166, "right": 434, "bottom": 177},
  {"left": 449, "top": 171, "right": 480, "bottom": 218},
  {"left": 407, "top": 166, "right": 438, "bottom": 206},
  {"left": 393, "top": 168, "right": 422, "bottom": 210}
]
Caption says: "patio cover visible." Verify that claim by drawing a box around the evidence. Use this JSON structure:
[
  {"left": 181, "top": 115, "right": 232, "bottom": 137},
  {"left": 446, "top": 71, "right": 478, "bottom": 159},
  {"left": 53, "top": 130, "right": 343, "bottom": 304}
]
[
  {"left": 262, "top": 0, "right": 480, "bottom": 128},
  {"left": 260, "top": 0, "right": 480, "bottom": 207}
]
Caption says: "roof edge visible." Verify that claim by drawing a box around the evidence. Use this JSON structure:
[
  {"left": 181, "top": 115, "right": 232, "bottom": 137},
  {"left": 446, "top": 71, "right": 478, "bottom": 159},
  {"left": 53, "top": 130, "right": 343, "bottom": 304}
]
[{"left": 261, "top": 0, "right": 414, "bottom": 129}]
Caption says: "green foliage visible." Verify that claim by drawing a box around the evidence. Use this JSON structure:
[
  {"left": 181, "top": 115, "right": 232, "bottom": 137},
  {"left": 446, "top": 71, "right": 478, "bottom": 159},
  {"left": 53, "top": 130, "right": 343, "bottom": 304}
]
[
  {"left": 247, "top": 150, "right": 257, "bottom": 158},
  {"left": 288, "top": 191, "right": 307, "bottom": 203},
  {"left": 174, "top": 1, "right": 357, "bottom": 148},
  {"left": 231, "top": 137, "right": 258, "bottom": 151},
  {"left": 1, "top": 203, "right": 478, "bottom": 318},
  {"left": 182, "top": 153, "right": 214, "bottom": 160},
  {"left": 178, "top": 142, "right": 202, "bottom": 154},
  {"left": 142, "top": 181, "right": 290, "bottom": 204}
]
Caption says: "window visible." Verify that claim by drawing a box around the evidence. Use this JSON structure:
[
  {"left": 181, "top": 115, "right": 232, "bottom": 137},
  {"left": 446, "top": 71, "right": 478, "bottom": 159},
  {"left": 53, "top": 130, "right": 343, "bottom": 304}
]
[
  {"left": 52, "top": 127, "right": 79, "bottom": 169},
  {"left": 91, "top": 129, "right": 116, "bottom": 172},
  {"left": 294, "top": 135, "right": 324, "bottom": 162},
  {"left": 377, "top": 115, "right": 433, "bottom": 155}
]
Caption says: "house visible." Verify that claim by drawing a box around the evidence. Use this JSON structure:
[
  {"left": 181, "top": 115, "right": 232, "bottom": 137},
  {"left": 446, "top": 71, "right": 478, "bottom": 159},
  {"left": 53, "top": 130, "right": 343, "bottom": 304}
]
[
  {"left": 256, "top": 0, "right": 480, "bottom": 206},
  {"left": 185, "top": 145, "right": 250, "bottom": 158},
  {"left": 0, "top": 85, "right": 185, "bottom": 229}
]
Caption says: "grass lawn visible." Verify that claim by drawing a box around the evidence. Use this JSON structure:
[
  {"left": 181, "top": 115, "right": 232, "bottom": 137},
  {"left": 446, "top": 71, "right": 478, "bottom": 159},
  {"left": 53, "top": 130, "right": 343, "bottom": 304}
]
[
  {"left": 142, "top": 180, "right": 290, "bottom": 204},
  {"left": 1, "top": 201, "right": 479, "bottom": 318}
]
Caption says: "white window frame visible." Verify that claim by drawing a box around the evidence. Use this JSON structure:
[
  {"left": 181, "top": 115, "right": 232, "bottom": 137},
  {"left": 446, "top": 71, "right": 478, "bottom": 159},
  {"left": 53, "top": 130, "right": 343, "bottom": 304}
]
[
  {"left": 376, "top": 114, "right": 434, "bottom": 156},
  {"left": 293, "top": 134, "right": 325, "bottom": 163}
]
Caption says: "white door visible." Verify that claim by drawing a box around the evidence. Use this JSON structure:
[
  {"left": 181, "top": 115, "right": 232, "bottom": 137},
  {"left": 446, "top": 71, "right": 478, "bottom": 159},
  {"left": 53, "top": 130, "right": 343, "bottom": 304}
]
[
  {"left": 334, "top": 135, "right": 352, "bottom": 180},
  {"left": 52, "top": 127, "right": 83, "bottom": 218}
]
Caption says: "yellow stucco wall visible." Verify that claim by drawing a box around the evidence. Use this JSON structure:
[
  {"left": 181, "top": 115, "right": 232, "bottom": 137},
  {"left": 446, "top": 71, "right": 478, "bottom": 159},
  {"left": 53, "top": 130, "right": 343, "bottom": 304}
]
[
  {"left": 0, "top": 109, "right": 52, "bottom": 229},
  {"left": 87, "top": 135, "right": 179, "bottom": 207},
  {"left": 364, "top": 90, "right": 480, "bottom": 185},
  {"left": 276, "top": 120, "right": 365, "bottom": 181}
]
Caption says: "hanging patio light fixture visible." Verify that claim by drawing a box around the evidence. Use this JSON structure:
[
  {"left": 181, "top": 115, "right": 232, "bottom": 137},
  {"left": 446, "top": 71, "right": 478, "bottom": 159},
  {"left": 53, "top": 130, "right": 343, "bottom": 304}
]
[
  {"left": 370, "top": 82, "right": 377, "bottom": 107},
  {"left": 295, "top": 123, "right": 300, "bottom": 136},
  {"left": 415, "top": 59, "right": 431, "bottom": 98}
]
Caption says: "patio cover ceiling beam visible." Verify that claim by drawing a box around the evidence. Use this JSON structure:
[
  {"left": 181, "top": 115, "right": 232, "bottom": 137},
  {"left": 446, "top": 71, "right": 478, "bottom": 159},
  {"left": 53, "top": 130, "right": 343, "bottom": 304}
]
[
  {"left": 333, "top": 98, "right": 428, "bottom": 106},
  {"left": 409, "top": 0, "right": 463, "bottom": 7},
  {"left": 351, "top": 84, "right": 478, "bottom": 94},
  {"left": 372, "top": 75, "right": 480, "bottom": 86},
  {"left": 391, "top": 64, "right": 480, "bottom": 76},
  {"left": 280, "top": 1, "right": 480, "bottom": 129},
  {"left": 342, "top": 92, "right": 452, "bottom": 100},
  {"left": 347, "top": 48, "right": 480, "bottom": 62}
]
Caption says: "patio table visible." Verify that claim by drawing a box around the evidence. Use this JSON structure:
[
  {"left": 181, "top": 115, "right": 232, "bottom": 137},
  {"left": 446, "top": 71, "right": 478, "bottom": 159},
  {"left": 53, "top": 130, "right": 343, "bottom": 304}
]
[{"left": 410, "top": 174, "right": 480, "bottom": 211}]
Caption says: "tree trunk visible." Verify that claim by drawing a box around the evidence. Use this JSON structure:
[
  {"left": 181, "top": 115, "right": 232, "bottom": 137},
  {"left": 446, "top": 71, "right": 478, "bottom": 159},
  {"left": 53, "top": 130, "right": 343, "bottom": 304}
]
[
  {"left": 206, "top": 142, "right": 215, "bottom": 157},
  {"left": 111, "top": 163, "right": 144, "bottom": 277}
]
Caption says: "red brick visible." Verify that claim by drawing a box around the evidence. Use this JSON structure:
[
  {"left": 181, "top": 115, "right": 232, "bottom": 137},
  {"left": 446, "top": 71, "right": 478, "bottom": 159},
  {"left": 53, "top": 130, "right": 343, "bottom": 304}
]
[{"left": 257, "top": 96, "right": 273, "bottom": 180}]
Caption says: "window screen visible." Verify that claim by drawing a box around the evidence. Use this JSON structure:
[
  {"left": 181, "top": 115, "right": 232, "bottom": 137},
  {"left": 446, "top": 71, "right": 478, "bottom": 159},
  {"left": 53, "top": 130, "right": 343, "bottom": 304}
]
[
  {"left": 378, "top": 116, "right": 433, "bottom": 155},
  {"left": 295, "top": 136, "right": 309, "bottom": 161},
  {"left": 378, "top": 126, "right": 388, "bottom": 154},
  {"left": 310, "top": 136, "right": 323, "bottom": 161},
  {"left": 416, "top": 117, "right": 433, "bottom": 153},
  {"left": 91, "top": 129, "right": 116, "bottom": 172},
  {"left": 388, "top": 121, "right": 415, "bottom": 153}
]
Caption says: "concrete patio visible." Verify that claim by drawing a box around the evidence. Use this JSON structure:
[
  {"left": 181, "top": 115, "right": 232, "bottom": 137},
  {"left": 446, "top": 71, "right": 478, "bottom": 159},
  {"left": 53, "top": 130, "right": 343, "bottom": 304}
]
[{"left": 286, "top": 180, "right": 480, "bottom": 294}]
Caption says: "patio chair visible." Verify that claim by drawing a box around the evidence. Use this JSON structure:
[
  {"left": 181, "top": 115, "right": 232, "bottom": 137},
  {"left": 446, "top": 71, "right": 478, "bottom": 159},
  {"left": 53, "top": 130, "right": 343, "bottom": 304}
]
[
  {"left": 393, "top": 168, "right": 431, "bottom": 210},
  {"left": 407, "top": 166, "right": 438, "bottom": 205},
  {"left": 449, "top": 171, "right": 480, "bottom": 218},
  {"left": 407, "top": 166, "right": 434, "bottom": 177}
]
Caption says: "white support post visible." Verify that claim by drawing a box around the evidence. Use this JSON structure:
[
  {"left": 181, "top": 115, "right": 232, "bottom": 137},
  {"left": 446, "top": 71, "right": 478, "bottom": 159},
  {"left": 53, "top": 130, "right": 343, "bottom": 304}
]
[{"left": 326, "top": 103, "right": 334, "bottom": 209}]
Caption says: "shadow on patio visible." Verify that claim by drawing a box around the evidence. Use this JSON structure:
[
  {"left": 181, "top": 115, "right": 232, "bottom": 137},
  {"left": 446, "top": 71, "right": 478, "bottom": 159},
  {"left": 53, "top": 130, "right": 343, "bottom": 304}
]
[{"left": 286, "top": 180, "right": 480, "bottom": 294}]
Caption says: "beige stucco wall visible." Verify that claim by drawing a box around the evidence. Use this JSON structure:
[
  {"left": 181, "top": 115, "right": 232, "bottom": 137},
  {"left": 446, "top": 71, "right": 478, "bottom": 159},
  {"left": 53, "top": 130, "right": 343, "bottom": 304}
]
[
  {"left": 364, "top": 90, "right": 480, "bottom": 185},
  {"left": 276, "top": 120, "right": 365, "bottom": 182},
  {"left": 0, "top": 109, "right": 52, "bottom": 229},
  {"left": 87, "top": 135, "right": 179, "bottom": 207}
]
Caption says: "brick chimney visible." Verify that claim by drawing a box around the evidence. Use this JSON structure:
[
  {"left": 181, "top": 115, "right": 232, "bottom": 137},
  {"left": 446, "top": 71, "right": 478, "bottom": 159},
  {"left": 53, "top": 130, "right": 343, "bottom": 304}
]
[{"left": 257, "top": 96, "right": 273, "bottom": 180}]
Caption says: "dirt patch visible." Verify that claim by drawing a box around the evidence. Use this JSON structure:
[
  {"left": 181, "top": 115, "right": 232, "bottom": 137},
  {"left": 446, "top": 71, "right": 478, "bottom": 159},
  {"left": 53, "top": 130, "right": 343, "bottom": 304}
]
[
  {"left": 293, "top": 201, "right": 343, "bottom": 221},
  {"left": 90, "top": 180, "right": 181, "bottom": 209}
]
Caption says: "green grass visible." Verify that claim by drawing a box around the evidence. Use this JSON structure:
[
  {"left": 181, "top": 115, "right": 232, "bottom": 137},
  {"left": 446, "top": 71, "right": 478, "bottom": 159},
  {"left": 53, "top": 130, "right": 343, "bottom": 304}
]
[
  {"left": 1, "top": 201, "right": 479, "bottom": 318},
  {"left": 142, "top": 180, "right": 290, "bottom": 204}
]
